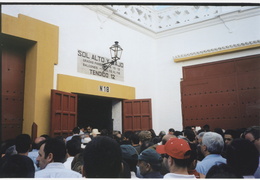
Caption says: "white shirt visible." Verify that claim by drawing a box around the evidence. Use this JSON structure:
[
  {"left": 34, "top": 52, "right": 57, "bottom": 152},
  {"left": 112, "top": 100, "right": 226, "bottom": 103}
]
[
  {"left": 35, "top": 162, "right": 82, "bottom": 178},
  {"left": 131, "top": 171, "right": 139, "bottom": 178},
  {"left": 63, "top": 156, "right": 74, "bottom": 169},
  {"left": 164, "top": 173, "right": 196, "bottom": 179}
]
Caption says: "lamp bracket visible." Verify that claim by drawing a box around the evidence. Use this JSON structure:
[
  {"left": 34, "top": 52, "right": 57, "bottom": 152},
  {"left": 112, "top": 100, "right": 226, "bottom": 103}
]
[{"left": 102, "top": 60, "right": 117, "bottom": 71}]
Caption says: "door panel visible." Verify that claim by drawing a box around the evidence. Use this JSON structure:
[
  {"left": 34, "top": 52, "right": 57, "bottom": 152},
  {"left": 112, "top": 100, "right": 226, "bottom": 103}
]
[
  {"left": 181, "top": 55, "right": 260, "bottom": 130},
  {"left": 51, "top": 89, "right": 77, "bottom": 137},
  {"left": 1, "top": 48, "right": 25, "bottom": 141},
  {"left": 123, "top": 99, "right": 152, "bottom": 132},
  {"left": 183, "top": 59, "right": 236, "bottom": 80}
]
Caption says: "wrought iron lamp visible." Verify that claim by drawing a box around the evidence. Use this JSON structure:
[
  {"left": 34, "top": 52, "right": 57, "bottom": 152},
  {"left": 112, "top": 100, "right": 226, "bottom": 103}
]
[{"left": 102, "top": 41, "right": 123, "bottom": 71}]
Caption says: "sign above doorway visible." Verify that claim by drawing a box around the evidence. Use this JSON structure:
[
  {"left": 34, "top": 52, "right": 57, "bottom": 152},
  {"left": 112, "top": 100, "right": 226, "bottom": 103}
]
[{"left": 77, "top": 50, "right": 124, "bottom": 81}]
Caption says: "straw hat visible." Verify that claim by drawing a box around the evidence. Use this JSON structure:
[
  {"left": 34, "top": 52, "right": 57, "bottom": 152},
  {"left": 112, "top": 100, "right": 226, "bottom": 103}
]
[{"left": 90, "top": 129, "right": 100, "bottom": 136}]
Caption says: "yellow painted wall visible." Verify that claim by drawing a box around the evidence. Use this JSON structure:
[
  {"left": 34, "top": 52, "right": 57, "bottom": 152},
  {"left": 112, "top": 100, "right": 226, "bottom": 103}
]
[
  {"left": 2, "top": 14, "right": 59, "bottom": 137},
  {"left": 2, "top": 13, "right": 135, "bottom": 137},
  {"left": 57, "top": 74, "right": 135, "bottom": 99}
]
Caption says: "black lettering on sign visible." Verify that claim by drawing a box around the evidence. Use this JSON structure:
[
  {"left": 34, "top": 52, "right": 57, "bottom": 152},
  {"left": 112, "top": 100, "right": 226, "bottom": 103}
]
[
  {"left": 78, "top": 50, "right": 90, "bottom": 58},
  {"left": 99, "top": 86, "right": 110, "bottom": 93}
]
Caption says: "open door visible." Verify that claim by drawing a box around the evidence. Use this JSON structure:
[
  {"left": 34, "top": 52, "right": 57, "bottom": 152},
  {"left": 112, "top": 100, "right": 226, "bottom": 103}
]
[
  {"left": 50, "top": 89, "right": 77, "bottom": 137},
  {"left": 122, "top": 99, "right": 152, "bottom": 132}
]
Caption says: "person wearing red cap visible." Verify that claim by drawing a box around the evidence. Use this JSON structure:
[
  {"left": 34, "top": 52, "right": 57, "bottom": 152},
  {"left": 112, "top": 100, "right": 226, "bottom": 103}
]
[{"left": 156, "top": 138, "right": 196, "bottom": 178}]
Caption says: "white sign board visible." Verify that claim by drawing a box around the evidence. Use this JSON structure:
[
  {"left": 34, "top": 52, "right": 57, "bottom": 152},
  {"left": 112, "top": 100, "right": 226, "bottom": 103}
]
[{"left": 77, "top": 50, "right": 124, "bottom": 81}]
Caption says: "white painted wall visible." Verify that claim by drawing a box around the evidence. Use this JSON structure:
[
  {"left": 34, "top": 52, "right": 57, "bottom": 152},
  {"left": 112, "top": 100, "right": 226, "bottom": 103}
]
[
  {"left": 112, "top": 100, "right": 122, "bottom": 132},
  {"left": 3, "top": 5, "right": 260, "bottom": 135},
  {"left": 152, "top": 8, "right": 260, "bottom": 132}
]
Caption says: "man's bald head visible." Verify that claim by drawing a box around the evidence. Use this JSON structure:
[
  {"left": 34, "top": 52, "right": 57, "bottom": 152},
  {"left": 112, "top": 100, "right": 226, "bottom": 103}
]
[
  {"left": 35, "top": 137, "right": 46, "bottom": 144},
  {"left": 33, "top": 137, "right": 46, "bottom": 150},
  {"left": 162, "top": 134, "right": 176, "bottom": 145}
]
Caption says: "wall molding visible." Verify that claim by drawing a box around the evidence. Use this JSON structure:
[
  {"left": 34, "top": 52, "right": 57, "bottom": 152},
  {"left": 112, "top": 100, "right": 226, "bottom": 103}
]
[{"left": 174, "top": 40, "right": 260, "bottom": 62}]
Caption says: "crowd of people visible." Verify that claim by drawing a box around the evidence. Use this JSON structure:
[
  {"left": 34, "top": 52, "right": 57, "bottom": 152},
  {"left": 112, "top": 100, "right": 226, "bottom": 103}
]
[{"left": 0, "top": 124, "right": 259, "bottom": 178}]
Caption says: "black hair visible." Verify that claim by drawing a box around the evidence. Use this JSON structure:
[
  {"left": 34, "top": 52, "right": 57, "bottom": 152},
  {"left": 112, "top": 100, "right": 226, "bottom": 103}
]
[
  {"left": 0, "top": 139, "right": 15, "bottom": 157},
  {"left": 0, "top": 154, "right": 35, "bottom": 178},
  {"left": 130, "top": 133, "right": 139, "bottom": 144},
  {"left": 113, "top": 134, "right": 122, "bottom": 144},
  {"left": 149, "top": 129, "right": 157, "bottom": 139},
  {"left": 122, "top": 155, "right": 138, "bottom": 173},
  {"left": 15, "top": 134, "right": 31, "bottom": 154},
  {"left": 83, "top": 136, "right": 122, "bottom": 178},
  {"left": 124, "top": 131, "right": 134, "bottom": 139},
  {"left": 31, "top": 141, "right": 41, "bottom": 150},
  {"left": 172, "top": 157, "right": 190, "bottom": 168},
  {"left": 206, "top": 163, "right": 242, "bottom": 178},
  {"left": 203, "top": 124, "right": 210, "bottom": 132},
  {"left": 226, "top": 138, "right": 259, "bottom": 176},
  {"left": 55, "top": 136, "right": 65, "bottom": 142},
  {"left": 244, "top": 126, "right": 260, "bottom": 139},
  {"left": 71, "top": 135, "right": 81, "bottom": 143},
  {"left": 197, "top": 129, "right": 206, "bottom": 134},
  {"left": 152, "top": 137, "right": 161, "bottom": 144},
  {"left": 224, "top": 129, "right": 240, "bottom": 139},
  {"left": 171, "top": 150, "right": 191, "bottom": 168},
  {"left": 140, "top": 141, "right": 154, "bottom": 153},
  {"left": 66, "top": 139, "right": 81, "bottom": 156},
  {"left": 72, "top": 127, "right": 80, "bottom": 134},
  {"left": 43, "top": 138, "right": 66, "bottom": 163},
  {"left": 183, "top": 129, "right": 196, "bottom": 142},
  {"left": 168, "top": 128, "right": 175, "bottom": 132},
  {"left": 184, "top": 126, "right": 192, "bottom": 130},
  {"left": 150, "top": 161, "right": 162, "bottom": 172},
  {"left": 174, "top": 131, "right": 183, "bottom": 137},
  {"left": 196, "top": 143, "right": 205, "bottom": 161},
  {"left": 214, "top": 128, "right": 224, "bottom": 138},
  {"left": 158, "top": 131, "right": 166, "bottom": 139},
  {"left": 187, "top": 143, "right": 197, "bottom": 166},
  {"left": 101, "top": 129, "right": 112, "bottom": 137},
  {"left": 40, "top": 134, "right": 50, "bottom": 140},
  {"left": 119, "top": 160, "right": 131, "bottom": 178}
]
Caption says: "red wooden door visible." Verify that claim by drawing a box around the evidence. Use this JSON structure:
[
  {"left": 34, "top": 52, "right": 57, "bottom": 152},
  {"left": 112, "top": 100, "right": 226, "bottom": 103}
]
[
  {"left": 1, "top": 47, "right": 25, "bottom": 141},
  {"left": 50, "top": 89, "right": 78, "bottom": 137},
  {"left": 122, "top": 99, "right": 152, "bottom": 132},
  {"left": 181, "top": 54, "right": 260, "bottom": 130}
]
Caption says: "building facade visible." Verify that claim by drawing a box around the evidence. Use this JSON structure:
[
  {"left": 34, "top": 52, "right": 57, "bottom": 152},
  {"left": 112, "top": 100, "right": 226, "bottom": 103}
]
[{"left": 1, "top": 4, "right": 260, "bottom": 140}]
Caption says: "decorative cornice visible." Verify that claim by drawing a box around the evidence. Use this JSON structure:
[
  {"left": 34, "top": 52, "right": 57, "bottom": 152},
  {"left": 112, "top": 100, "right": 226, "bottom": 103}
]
[
  {"left": 85, "top": 5, "right": 260, "bottom": 39},
  {"left": 105, "top": 5, "right": 258, "bottom": 33},
  {"left": 156, "top": 7, "right": 260, "bottom": 38},
  {"left": 174, "top": 40, "right": 260, "bottom": 62},
  {"left": 86, "top": 5, "right": 156, "bottom": 37}
]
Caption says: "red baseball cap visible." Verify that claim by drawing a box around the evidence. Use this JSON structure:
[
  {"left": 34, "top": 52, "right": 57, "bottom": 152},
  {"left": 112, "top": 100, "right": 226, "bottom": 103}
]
[{"left": 156, "top": 138, "right": 191, "bottom": 159}]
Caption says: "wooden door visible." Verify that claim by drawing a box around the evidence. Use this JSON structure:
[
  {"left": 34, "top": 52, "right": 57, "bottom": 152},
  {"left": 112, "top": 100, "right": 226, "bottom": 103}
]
[
  {"left": 1, "top": 47, "right": 25, "bottom": 141},
  {"left": 181, "top": 54, "right": 260, "bottom": 130},
  {"left": 50, "top": 89, "right": 78, "bottom": 137},
  {"left": 122, "top": 99, "right": 152, "bottom": 132}
]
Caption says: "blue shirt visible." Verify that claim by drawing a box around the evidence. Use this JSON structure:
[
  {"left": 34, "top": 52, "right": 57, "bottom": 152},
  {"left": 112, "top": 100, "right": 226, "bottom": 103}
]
[
  {"left": 195, "top": 154, "right": 226, "bottom": 175},
  {"left": 28, "top": 149, "right": 38, "bottom": 165},
  {"left": 254, "top": 156, "right": 260, "bottom": 178}
]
